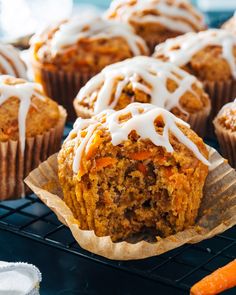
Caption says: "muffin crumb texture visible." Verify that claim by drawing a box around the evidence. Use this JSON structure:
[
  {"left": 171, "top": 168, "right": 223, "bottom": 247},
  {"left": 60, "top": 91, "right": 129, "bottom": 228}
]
[
  {"left": 105, "top": 0, "right": 205, "bottom": 51},
  {"left": 154, "top": 29, "right": 236, "bottom": 82},
  {"left": 58, "top": 103, "right": 209, "bottom": 242},
  {"left": 0, "top": 75, "right": 60, "bottom": 144},
  {"left": 31, "top": 16, "right": 148, "bottom": 74},
  {"left": 75, "top": 57, "right": 210, "bottom": 122}
]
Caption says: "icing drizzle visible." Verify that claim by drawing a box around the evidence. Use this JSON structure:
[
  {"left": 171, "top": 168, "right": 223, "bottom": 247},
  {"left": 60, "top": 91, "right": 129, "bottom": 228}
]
[
  {"left": 50, "top": 16, "right": 148, "bottom": 55},
  {"left": 0, "top": 75, "right": 45, "bottom": 152},
  {"left": 66, "top": 103, "right": 209, "bottom": 173},
  {"left": 0, "top": 43, "right": 27, "bottom": 78},
  {"left": 106, "top": 0, "right": 205, "bottom": 33},
  {"left": 154, "top": 29, "right": 236, "bottom": 79},
  {"left": 76, "top": 56, "right": 201, "bottom": 114}
]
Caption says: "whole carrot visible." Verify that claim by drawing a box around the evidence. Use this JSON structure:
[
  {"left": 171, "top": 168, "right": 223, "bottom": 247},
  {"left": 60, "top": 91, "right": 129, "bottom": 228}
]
[{"left": 190, "top": 259, "right": 236, "bottom": 295}]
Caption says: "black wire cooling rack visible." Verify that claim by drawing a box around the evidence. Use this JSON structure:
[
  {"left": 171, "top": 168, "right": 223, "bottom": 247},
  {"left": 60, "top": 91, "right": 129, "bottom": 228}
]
[
  {"left": 0, "top": 125, "right": 236, "bottom": 294},
  {"left": 0, "top": 194, "right": 236, "bottom": 294}
]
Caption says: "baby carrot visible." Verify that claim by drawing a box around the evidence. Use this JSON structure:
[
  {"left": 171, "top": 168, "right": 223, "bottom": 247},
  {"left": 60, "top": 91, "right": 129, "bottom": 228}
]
[{"left": 190, "top": 259, "right": 236, "bottom": 295}]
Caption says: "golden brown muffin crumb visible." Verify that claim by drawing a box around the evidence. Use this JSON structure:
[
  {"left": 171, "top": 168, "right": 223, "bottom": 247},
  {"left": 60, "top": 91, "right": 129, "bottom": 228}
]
[
  {"left": 58, "top": 103, "right": 209, "bottom": 242},
  {"left": 0, "top": 76, "right": 60, "bottom": 142},
  {"left": 154, "top": 29, "right": 236, "bottom": 82}
]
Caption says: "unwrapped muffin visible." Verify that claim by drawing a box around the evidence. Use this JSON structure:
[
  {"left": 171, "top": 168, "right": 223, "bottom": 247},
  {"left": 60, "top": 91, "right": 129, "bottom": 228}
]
[
  {"left": 74, "top": 56, "right": 210, "bottom": 136},
  {"left": 154, "top": 29, "right": 236, "bottom": 125},
  {"left": 0, "top": 75, "right": 66, "bottom": 200},
  {"left": 105, "top": 0, "right": 205, "bottom": 52},
  {"left": 222, "top": 12, "right": 236, "bottom": 35},
  {"left": 0, "top": 43, "right": 27, "bottom": 78},
  {"left": 214, "top": 99, "right": 236, "bottom": 168},
  {"left": 30, "top": 16, "right": 148, "bottom": 121},
  {"left": 58, "top": 102, "right": 209, "bottom": 242}
]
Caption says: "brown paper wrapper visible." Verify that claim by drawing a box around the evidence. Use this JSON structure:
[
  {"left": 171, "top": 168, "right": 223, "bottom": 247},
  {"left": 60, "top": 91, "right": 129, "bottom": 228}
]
[
  {"left": 32, "top": 62, "right": 96, "bottom": 122},
  {"left": 0, "top": 106, "right": 67, "bottom": 201},
  {"left": 25, "top": 147, "right": 236, "bottom": 260},
  {"left": 203, "top": 79, "right": 236, "bottom": 138},
  {"left": 214, "top": 120, "right": 236, "bottom": 168},
  {"left": 187, "top": 105, "right": 211, "bottom": 138}
]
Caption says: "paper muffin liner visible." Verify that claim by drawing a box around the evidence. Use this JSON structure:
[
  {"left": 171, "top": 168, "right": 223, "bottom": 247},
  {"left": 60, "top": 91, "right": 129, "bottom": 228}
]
[
  {"left": 203, "top": 79, "right": 236, "bottom": 138},
  {"left": 214, "top": 120, "right": 236, "bottom": 168},
  {"left": 0, "top": 106, "right": 67, "bottom": 201},
  {"left": 32, "top": 62, "right": 95, "bottom": 122},
  {"left": 25, "top": 146, "right": 236, "bottom": 260},
  {"left": 187, "top": 104, "right": 211, "bottom": 138}
]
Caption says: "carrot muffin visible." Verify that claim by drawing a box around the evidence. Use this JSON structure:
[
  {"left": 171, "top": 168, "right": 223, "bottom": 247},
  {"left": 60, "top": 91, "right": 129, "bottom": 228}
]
[
  {"left": 214, "top": 99, "right": 236, "bottom": 168},
  {"left": 30, "top": 16, "right": 148, "bottom": 121},
  {"left": 74, "top": 56, "right": 210, "bottom": 136},
  {"left": 105, "top": 0, "right": 205, "bottom": 52},
  {"left": 58, "top": 103, "right": 209, "bottom": 242},
  {"left": 0, "top": 75, "right": 66, "bottom": 200},
  {"left": 154, "top": 29, "right": 236, "bottom": 121},
  {"left": 222, "top": 12, "right": 236, "bottom": 35},
  {"left": 0, "top": 43, "right": 27, "bottom": 78}
]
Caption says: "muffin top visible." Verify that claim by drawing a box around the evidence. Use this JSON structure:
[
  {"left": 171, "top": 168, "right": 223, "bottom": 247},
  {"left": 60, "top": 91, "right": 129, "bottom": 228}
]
[
  {"left": 0, "top": 43, "right": 27, "bottom": 78},
  {"left": 75, "top": 56, "right": 210, "bottom": 119},
  {"left": 214, "top": 99, "right": 236, "bottom": 132},
  {"left": 31, "top": 16, "right": 149, "bottom": 72},
  {"left": 154, "top": 29, "right": 236, "bottom": 81},
  {"left": 0, "top": 75, "right": 60, "bottom": 151},
  {"left": 222, "top": 12, "right": 236, "bottom": 35},
  {"left": 106, "top": 0, "right": 205, "bottom": 33},
  {"left": 64, "top": 102, "right": 209, "bottom": 175}
]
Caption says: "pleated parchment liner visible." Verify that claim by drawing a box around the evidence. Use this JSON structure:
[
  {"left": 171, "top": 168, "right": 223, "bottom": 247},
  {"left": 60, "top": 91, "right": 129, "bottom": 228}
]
[
  {"left": 25, "top": 147, "right": 236, "bottom": 260},
  {"left": 187, "top": 104, "right": 211, "bottom": 138},
  {"left": 32, "top": 61, "right": 96, "bottom": 122},
  {"left": 0, "top": 106, "right": 67, "bottom": 201}
]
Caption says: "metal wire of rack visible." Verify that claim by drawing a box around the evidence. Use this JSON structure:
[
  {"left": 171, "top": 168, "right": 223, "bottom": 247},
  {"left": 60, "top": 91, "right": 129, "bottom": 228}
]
[{"left": 0, "top": 194, "right": 236, "bottom": 294}]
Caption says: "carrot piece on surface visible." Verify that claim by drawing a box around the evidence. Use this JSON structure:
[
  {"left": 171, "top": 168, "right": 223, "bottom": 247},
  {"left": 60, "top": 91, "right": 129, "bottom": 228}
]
[
  {"left": 137, "top": 163, "right": 147, "bottom": 175},
  {"left": 190, "top": 259, "right": 236, "bottom": 295},
  {"left": 128, "top": 151, "right": 152, "bottom": 160},
  {"left": 94, "top": 157, "right": 117, "bottom": 171},
  {"left": 86, "top": 134, "right": 103, "bottom": 160}
]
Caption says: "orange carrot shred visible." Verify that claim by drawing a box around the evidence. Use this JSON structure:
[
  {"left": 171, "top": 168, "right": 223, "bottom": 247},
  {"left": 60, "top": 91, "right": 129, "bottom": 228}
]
[
  {"left": 128, "top": 151, "right": 152, "bottom": 161},
  {"left": 190, "top": 259, "right": 236, "bottom": 295},
  {"left": 94, "top": 157, "right": 117, "bottom": 171},
  {"left": 137, "top": 163, "right": 147, "bottom": 175},
  {"left": 86, "top": 134, "right": 103, "bottom": 160}
]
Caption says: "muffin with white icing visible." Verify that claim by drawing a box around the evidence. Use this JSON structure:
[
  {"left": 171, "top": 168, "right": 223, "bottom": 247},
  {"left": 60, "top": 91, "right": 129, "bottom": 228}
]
[
  {"left": 30, "top": 16, "right": 148, "bottom": 121},
  {"left": 0, "top": 75, "right": 67, "bottom": 200},
  {"left": 154, "top": 29, "right": 236, "bottom": 122},
  {"left": 105, "top": 0, "right": 206, "bottom": 53},
  {"left": 58, "top": 102, "right": 209, "bottom": 242},
  {"left": 222, "top": 12, "right": 236, "bottom": 35},
  {"left": 214, "top": 99, "right": 236, "bottom": 168},
  {"left": 74, "top": 57, "right": 211, "bottom": 136},
  {"left": 0, "top": 43, "right": 27, "bottom": 78}
]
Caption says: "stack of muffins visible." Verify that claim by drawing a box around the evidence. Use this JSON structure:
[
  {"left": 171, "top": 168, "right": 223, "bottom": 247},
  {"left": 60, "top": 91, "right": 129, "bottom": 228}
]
[{"left": 1, "top": 0, "right": 236, "bottom": 243}]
